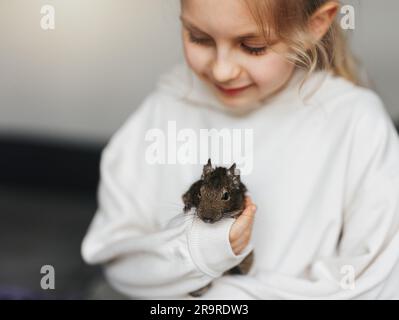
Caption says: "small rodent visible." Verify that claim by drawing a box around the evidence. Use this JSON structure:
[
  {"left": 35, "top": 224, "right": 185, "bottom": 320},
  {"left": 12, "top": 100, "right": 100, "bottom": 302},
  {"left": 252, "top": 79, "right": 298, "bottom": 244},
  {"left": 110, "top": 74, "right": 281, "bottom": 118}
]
[{"left": 182, "top": 158, "right": 254, "bottom": 297}]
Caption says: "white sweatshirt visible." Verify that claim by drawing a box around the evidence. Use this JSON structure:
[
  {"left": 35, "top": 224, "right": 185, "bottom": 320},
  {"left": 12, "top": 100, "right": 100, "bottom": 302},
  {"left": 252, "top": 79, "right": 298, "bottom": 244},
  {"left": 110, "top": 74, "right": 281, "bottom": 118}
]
[{"left": 81, "top": 62, "right": 399, "bottom": 299}]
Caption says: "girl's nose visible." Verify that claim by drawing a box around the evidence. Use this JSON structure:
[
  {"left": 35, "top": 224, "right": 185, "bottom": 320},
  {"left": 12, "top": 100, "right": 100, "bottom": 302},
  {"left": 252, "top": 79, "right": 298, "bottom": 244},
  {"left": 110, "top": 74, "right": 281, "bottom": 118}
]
[{"left": 211, "top": 53, "right": 241, "bottom": 84}]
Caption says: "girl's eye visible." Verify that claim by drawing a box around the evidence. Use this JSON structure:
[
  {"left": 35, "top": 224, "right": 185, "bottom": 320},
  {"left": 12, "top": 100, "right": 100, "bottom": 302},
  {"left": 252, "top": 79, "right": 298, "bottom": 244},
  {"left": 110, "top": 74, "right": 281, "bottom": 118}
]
[
  {"left": 188, "top": 33, "right": 267, "bottom": 56},
  {"left": 240, "top": 43, "right": 267, "bottom": 56},
  {"left": 221, "top": 192, "right": 230, "bottom": 201},
  {"left": 188, "top": 33, "right": 212, "bottom": 45}
]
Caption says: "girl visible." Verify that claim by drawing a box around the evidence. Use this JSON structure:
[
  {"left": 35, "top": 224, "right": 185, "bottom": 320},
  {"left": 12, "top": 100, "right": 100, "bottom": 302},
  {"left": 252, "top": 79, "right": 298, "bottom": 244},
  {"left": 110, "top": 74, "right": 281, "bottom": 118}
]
[{"left": 81, "top": 0, "right": 399, "bottom": 299}]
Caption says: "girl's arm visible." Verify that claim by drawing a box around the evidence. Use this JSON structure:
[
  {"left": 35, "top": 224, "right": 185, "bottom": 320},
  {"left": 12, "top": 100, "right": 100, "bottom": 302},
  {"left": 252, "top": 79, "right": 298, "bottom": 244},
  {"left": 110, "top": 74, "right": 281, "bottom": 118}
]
[
  {"left": 80, "top": 93, "right": 252, "bottom": 299},
  {"left": 328, "top": 94, "right": 399, "bottom": 299}
]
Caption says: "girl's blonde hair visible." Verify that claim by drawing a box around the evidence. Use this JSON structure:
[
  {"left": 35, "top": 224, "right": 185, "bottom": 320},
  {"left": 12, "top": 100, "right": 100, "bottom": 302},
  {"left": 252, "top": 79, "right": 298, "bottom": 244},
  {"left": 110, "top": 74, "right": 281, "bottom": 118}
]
[{"left": 243, "top": 0, "right": 362, "bottom": 86}]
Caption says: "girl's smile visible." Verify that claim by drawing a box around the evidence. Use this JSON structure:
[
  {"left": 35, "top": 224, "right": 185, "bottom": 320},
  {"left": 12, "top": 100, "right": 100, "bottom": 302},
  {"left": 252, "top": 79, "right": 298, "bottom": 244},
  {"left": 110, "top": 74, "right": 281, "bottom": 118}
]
[{"left": 215, "top": 83, "right": 254, "bottom": 97}]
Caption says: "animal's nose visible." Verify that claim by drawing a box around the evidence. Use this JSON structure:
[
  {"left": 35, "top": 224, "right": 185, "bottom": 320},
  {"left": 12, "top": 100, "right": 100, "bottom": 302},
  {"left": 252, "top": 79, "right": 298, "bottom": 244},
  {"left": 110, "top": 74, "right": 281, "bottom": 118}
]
[{"left": 203, "top": 218, "right": 215, "bottom": 224}]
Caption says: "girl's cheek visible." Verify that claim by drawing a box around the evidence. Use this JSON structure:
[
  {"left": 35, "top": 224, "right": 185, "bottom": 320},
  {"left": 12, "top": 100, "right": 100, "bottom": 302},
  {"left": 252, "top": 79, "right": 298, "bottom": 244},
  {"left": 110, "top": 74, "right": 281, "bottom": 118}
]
[
  {"left": 186, "top": 48, "right": 204, "bottom": 72},
  {"left": 184, "top": 44, "right": 209, "bottom": 75},
  {"left": 249, "top": 53, "right": 294, "bottom": 87}
]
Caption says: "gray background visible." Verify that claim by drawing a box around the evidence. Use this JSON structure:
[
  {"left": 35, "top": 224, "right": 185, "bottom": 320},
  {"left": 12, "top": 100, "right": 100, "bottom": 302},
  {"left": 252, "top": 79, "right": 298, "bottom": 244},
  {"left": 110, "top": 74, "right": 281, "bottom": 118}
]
[{"left": 0, "top": 0, "right": 398, "bottom": 143}]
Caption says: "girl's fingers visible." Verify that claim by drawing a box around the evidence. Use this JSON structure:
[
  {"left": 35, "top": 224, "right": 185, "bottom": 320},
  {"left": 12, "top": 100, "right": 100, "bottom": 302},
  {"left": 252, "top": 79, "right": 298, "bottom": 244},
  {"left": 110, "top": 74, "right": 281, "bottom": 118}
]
[
  {"left": 230, "top": 196, "right": 257, "bottom": 243},
  {"left": 239, "top": 202, "right": 257, "bottom": 222},
  {"left": 243, "top": 196, "right": 256, "bottom": 218},
  {"left": 245, "top": 195, "right": 253, "bottom": 207},
  {"left": 230, "top": 205, "right": 256, "bottom": 240}
]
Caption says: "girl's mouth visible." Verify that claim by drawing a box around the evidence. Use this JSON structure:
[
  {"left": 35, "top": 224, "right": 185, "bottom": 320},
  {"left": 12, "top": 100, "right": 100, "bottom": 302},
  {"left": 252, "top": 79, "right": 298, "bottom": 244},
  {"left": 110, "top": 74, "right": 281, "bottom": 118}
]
[{"left": 216, "top": 84, "right": 253, "bottom": 96}]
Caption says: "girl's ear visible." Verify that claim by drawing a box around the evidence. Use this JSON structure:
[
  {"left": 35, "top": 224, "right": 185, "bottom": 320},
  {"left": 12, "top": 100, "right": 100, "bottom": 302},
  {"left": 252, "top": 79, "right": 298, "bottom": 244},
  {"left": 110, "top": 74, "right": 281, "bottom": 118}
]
[{"left": 308, "top": 1, "right": 339, "bottom": 41}]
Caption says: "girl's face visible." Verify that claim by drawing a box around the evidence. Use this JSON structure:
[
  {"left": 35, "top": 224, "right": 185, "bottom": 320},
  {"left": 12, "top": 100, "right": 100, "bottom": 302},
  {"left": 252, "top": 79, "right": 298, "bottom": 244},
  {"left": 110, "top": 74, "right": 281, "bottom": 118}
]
[{"left": 181, "top": 0, "right": 296, "bottom": 111}]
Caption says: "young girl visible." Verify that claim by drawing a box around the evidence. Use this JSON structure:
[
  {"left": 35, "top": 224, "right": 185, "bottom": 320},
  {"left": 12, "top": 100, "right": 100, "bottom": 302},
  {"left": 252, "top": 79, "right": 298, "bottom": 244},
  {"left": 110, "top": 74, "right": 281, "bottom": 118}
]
[{"left": 81, "top": 0, "right": 399, "bottom": 299}]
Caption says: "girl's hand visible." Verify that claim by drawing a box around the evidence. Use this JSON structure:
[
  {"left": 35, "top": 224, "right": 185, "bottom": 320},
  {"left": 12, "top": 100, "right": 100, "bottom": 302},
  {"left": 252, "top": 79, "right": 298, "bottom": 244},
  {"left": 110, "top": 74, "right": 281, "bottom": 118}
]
[{"left": 229, "top": 196, "right": 256, "bottom": 255}]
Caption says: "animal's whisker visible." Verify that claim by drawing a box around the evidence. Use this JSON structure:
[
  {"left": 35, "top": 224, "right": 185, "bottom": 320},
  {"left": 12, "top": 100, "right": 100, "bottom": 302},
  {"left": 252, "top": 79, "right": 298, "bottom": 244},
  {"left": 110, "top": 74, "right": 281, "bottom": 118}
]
[
  {"left": 158, "top": 204, "right": 182, "bottom": 210},
  {"left": 157, "top": 201, "right": 186, "bottom": 212},
  {"left": 182, "top": 211, "right": 196, "bottom": 216}
]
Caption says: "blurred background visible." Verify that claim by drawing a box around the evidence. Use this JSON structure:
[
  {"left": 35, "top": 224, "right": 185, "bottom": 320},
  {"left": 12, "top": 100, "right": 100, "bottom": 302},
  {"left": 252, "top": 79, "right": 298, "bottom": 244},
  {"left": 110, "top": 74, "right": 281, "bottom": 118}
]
[{"left": 0, "top": 0, "right": 398, "bottom": 299}]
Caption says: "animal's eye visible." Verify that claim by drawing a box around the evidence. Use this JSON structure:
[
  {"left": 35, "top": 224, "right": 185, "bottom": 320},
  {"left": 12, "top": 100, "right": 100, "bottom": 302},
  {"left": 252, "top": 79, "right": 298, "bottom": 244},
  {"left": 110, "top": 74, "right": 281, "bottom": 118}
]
[
  {"left": 221, "top": 191, "right": 230, "bottom": 201},
  {"left": 198, "top": 191, "right": 201, "bottom": 198}
]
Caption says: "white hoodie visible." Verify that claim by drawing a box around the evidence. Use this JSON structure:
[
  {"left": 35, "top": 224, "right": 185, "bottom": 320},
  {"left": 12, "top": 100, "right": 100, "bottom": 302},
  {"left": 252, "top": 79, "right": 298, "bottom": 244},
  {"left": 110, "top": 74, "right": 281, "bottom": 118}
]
[{"left": 81, "top": 62, "right": 399, "bottom": 299}]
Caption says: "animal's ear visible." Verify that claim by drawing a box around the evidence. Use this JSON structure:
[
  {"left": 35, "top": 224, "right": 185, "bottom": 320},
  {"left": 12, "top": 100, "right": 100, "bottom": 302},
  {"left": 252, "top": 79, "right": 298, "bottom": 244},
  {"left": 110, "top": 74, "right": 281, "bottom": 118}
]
[
  {"left": 202, "top": 158, "right": 213, "bottom": 178},
  {"left": 227, "top": 163, "right": 240, "bottom": 176},
  {"left": 228, "top": 163, "right": 241, "bottom": 189}
]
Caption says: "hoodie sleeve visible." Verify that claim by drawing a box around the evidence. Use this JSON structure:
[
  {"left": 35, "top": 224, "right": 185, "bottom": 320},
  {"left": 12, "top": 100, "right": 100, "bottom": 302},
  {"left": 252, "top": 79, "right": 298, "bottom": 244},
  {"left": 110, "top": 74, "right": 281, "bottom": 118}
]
[
  {"left": 80, "top": 93, "right": 252, "bottom": 299},
  {"left": 328, "top": 93, "right": 399, "bottom": 299},
  {"left": 200, "top": 92, "right": 399, "bottom": 300}
]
